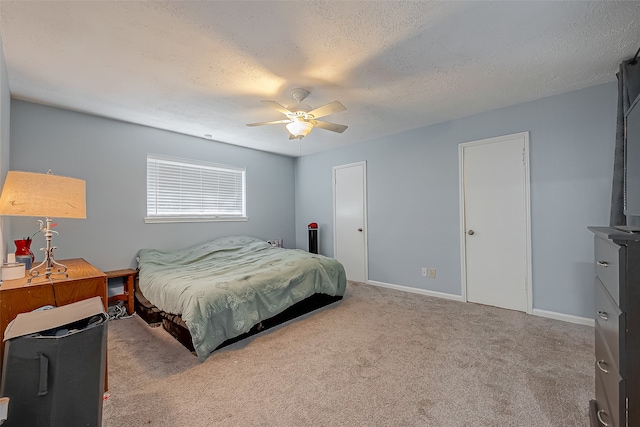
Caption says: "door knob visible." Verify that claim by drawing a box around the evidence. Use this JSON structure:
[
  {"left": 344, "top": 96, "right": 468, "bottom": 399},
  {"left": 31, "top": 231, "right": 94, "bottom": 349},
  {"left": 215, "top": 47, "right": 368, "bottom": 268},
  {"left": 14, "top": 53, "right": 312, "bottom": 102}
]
[
  {"left": 357, "top": 228, "right": 363, "bottom": 232},
  {"left": 467, "top": 230, "right": 475, "bottom": 235}
]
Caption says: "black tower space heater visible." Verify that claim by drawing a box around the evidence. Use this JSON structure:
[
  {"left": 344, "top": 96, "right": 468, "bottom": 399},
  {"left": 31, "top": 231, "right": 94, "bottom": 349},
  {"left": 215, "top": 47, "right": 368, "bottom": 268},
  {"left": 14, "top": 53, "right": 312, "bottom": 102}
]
[{"left": 308, "top": 222, "right": 319, "bottom": 254}]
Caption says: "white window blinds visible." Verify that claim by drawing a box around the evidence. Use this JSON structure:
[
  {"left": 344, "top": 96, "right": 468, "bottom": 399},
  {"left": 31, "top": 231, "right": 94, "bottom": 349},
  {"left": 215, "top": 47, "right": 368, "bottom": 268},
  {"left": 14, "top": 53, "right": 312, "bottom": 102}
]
[{"left": 146, "top": 154, "right": 246, "bottom": 223}]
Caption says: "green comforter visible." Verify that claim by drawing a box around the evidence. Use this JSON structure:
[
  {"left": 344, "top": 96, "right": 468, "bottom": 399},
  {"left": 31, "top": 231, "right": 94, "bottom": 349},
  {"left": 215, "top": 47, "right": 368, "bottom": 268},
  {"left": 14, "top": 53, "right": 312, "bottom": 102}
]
[{"left": 137, "top": 236, "right": 347, "bottom": 361}]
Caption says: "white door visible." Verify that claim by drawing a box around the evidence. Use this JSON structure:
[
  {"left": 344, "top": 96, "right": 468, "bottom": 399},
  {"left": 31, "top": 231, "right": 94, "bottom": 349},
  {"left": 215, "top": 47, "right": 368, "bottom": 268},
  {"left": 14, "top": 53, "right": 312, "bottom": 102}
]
[
  {"left": 460, "top": 132, "right": 531, "bottom": 313},
  {"left": 333, "top": 162, "right": 367, "bottom": 282}
]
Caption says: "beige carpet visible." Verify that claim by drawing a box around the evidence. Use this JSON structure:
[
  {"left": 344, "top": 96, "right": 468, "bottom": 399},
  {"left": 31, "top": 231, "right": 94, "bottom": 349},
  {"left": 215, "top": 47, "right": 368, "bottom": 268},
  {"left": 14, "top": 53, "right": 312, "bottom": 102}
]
[{"left": 102, "top": 282, "right": 593, "bottom": 426}]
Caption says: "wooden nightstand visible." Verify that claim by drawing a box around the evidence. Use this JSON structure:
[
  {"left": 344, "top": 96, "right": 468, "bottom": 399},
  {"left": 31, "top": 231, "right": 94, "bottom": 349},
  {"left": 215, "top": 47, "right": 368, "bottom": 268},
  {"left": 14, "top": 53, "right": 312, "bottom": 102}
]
[
  {"left": 0, "top": 258, "right": 108, "bottom": 388},
  {"left": 105, "top": 268, "right": 136, "bottom": 315}
]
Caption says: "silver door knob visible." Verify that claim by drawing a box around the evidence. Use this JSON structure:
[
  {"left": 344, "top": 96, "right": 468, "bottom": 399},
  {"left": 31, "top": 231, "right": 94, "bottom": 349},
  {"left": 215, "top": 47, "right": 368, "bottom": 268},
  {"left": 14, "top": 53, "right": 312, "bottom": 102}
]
[
  {"left": 357, "top": 228, "right": 363, "bottom": 232},
  {"left": 467, "top": 230, "right": 475, "bottom": 235}
]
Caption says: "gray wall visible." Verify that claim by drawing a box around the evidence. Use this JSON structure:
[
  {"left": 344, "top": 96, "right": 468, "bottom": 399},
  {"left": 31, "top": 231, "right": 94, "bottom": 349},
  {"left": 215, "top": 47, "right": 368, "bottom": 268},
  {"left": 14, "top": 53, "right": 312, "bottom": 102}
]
[
  {"left": 8, "top": 82, "right": 616, "bottom": 318},
  {"left": 9, "top": 100, "right": 296, "bottom": 272},
  {"left": 0, "top": 33, "right": 11, "bottom": 263},
  {"left": 295, "top": 82, "right": 617, "bottom": 319}
]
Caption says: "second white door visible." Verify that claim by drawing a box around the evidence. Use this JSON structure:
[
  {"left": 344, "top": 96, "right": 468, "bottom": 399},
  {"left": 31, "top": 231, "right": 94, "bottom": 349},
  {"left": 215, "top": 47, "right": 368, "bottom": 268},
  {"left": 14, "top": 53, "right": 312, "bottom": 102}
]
[
  {"left": 333, "top": 162, "right": 367, "bottom": 282},
  {"left": 460, "top": 132, "right": 531, "bottom": 313}
]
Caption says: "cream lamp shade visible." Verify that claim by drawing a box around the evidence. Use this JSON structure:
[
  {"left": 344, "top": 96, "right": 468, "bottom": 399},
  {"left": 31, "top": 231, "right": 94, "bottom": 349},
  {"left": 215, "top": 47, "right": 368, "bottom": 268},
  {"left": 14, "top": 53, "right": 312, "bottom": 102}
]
[
  {"left": 0, "top": 171, "right": 86, "bottom": 219},
  {"left": 286, "top": 120, "right": 315, "bottom": 139}
]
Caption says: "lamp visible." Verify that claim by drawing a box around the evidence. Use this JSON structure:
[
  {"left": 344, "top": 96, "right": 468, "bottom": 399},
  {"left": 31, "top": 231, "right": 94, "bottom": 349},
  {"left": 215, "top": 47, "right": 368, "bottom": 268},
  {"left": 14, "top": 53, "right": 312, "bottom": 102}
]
[
  {"left": 0, "top": 170, "right": 86, "bottom": 282},
  {"left": 286, "top": 119, "right": 315, "bottom": 139}
]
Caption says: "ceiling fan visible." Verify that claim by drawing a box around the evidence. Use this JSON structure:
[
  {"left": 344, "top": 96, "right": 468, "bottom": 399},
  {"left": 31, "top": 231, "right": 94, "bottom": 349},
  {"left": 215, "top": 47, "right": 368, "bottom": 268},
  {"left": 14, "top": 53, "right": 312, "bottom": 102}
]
[{"left": 246, "top": 88, "right": 348, "bottom": 140}]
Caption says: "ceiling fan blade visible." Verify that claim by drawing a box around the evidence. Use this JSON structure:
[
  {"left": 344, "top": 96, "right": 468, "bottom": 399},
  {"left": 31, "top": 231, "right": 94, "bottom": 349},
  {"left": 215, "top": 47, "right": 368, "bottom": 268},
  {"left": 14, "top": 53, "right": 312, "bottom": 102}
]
[
  {"left": 246, "top": 119, "right": 292, "bottom": 127},
  {"left": 314, "top": 120, "right": 348, "bottom": 133},
  {"left": 261, "top": 101, "right": 293, "bottom": 116},
  {"left": 307, "top": 101, "right": 346, "bottom": 119}
]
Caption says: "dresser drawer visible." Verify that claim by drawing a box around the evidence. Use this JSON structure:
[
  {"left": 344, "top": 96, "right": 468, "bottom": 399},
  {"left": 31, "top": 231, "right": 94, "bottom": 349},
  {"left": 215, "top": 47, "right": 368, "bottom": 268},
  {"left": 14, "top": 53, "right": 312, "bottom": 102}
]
[
  {"left": 595, "top": 278, "right": 622, "bottom": 367},
  {"left": 594, "top": 235, "right": 620, "bottom": 305},
  {"left": 595, "top": 372, "right": 617, "bottom": 427},
  {"left": 595, "top": 326, "right": 622, "bottom": 427}
]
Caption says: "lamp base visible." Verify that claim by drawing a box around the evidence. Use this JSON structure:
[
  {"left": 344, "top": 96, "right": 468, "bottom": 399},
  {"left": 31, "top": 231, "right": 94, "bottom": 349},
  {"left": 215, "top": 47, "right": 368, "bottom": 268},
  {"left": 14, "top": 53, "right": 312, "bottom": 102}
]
[
  {"left": 28, "top": 258, "right": 68, "bottom": 284},
  {"left": 26, "top": 217, "right": 68, "bottom": 284}
]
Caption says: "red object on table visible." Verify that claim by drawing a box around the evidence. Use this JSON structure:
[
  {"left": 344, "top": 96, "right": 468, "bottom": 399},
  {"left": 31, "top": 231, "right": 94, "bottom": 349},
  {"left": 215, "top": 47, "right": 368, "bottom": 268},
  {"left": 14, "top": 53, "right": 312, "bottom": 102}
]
[{"left": 14, "top": 239, "right": 35, "bottom": 262}]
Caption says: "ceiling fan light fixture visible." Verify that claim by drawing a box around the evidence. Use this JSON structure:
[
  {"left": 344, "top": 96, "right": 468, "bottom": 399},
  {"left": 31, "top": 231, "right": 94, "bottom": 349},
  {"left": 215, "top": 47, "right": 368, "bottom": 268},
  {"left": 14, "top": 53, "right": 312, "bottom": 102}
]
[
  {"left": 286, "top": 120, "right": 315, "bottom": 139},
  {"left": 247, "top": 88, "right": 347, "bottom": 140}
]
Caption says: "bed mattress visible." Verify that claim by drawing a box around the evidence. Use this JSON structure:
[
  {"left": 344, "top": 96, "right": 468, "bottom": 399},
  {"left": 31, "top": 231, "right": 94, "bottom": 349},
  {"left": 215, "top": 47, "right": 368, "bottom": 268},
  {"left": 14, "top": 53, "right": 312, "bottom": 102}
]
[{"left": 137, "top": 236, "right": 347, "bottom": 360}]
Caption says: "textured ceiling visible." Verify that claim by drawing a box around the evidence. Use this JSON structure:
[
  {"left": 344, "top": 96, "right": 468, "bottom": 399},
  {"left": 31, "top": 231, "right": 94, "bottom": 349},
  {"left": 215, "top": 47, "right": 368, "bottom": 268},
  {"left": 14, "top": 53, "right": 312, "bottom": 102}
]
[{"left": 0, "top": 1, "right": 639, "bottom": 157}]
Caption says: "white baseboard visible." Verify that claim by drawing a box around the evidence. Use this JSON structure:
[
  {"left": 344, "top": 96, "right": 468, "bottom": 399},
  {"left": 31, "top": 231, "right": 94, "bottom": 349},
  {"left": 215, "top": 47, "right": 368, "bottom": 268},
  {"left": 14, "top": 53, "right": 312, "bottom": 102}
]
[
  {"left": 366, "top": 280, "right": 465, "bottom": 302},
  {"left": 365, "top": 280, "right": 594, "bottom": 327},
  {"left": 532, "top": 308, "right": 594, "bottom": 327}
]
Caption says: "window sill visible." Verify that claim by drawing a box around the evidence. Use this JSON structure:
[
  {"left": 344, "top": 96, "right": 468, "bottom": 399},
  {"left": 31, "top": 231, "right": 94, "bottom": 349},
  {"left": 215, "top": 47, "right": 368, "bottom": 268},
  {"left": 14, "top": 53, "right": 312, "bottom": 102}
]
[{"left": 144, "top": 216, "right": 249, "bottom": 224}]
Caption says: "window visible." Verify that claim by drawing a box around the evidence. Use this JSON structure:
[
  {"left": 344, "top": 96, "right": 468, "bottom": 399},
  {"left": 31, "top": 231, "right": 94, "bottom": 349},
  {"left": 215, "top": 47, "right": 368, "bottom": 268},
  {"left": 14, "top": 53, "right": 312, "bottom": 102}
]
[{"left": 145, "top": 154, "right": 246, "bottom": 223}]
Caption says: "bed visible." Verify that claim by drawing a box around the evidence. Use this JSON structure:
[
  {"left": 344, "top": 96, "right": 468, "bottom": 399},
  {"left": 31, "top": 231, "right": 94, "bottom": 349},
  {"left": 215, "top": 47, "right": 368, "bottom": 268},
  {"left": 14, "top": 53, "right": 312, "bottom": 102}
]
[{"left": 135, "top": 235, "right": 347, "bottom": 361}]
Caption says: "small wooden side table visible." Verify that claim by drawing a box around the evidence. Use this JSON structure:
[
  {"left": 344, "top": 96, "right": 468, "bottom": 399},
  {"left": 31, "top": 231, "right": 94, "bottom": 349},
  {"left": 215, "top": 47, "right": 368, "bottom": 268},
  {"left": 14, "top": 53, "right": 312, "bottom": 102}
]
[{"left": 105, "top": 268, "right": 136, "bottom": 315}]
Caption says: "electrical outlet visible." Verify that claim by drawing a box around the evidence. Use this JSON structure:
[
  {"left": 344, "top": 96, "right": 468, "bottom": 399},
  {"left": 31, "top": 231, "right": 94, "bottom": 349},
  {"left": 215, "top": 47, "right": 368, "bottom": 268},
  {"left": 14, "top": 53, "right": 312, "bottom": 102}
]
[
  {"left": 428, "top": 268, "right": 436, "bottom": 278},
  {"left": 421, "top": 267, "right": 427, "bottom": 277}
]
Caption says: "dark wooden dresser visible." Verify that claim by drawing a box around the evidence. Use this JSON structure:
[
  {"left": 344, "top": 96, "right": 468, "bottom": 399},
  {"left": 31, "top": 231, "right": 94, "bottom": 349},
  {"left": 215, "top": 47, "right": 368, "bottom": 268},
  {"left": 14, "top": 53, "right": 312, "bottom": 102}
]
[{"left": 588, "top": 227, "right": 640, "bottom": 427}]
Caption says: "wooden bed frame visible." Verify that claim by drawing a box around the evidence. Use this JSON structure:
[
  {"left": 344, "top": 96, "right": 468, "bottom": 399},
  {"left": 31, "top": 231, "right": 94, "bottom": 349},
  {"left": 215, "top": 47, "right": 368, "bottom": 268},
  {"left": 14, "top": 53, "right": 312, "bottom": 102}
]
[{"left": 134, "top": 275, "right": 343, "bottom": 354}]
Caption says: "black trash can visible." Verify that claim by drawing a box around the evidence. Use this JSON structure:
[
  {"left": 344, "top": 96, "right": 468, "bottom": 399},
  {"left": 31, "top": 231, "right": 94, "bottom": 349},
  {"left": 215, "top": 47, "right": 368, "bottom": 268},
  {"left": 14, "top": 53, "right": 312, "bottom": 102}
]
[
  {"left": 308, "top": 222, "right": 319, "bottom": 254},
  {"left": 1, "top": 297, "right": 108, "bottom": 427}
]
